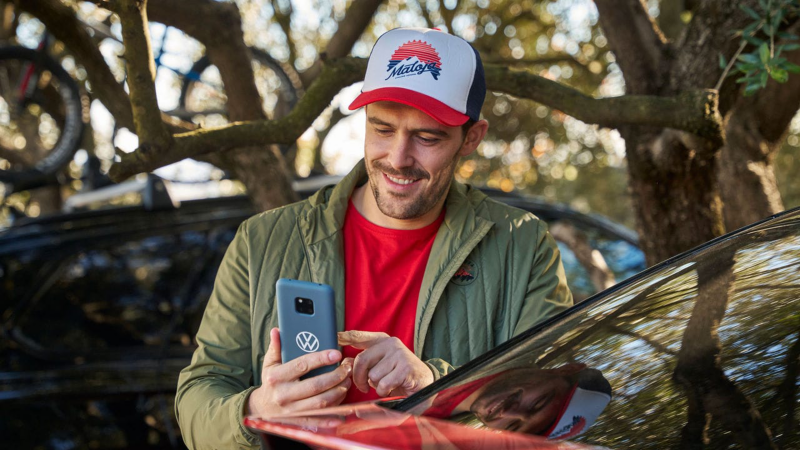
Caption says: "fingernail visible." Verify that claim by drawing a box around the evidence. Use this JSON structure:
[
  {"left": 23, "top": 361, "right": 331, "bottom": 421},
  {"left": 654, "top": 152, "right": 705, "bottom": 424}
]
[{"left": 328, "top": 350, "right": 340, "bottom": 363}]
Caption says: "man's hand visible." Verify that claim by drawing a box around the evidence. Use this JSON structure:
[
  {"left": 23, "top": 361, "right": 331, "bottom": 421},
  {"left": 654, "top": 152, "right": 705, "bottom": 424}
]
[
  {"left": 338, "top": 330, "right": 434, "bottom": 397},
  {"left": 246, "top": 328, "right": 353, "bottom": 417}
]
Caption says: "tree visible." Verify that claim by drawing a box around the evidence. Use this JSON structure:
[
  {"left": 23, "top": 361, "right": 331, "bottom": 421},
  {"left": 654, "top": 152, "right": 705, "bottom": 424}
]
[{"left": 11, "top": 0, "right": 800, "bottom": 266}]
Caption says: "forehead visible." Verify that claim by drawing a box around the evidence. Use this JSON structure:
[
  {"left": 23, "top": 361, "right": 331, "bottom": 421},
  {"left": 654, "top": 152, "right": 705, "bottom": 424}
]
[{"left": 366, "top": 102, "right": 454, "bottom": 133}]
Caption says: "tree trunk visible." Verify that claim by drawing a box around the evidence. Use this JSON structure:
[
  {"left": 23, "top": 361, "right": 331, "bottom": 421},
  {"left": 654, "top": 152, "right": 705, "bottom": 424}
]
[
  {"left": 147, "top": 0, "right": 297, "bottom": 211},
  {"left": 596, "top": 0, "right": 798, "bottom": 266},
  {"left": 715, "top": 48, "right": 800, "bottom": 230}
]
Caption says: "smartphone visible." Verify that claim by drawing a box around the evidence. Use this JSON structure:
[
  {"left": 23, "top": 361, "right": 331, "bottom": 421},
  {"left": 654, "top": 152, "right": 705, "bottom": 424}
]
[{"left": 276, "top": 278, "right": 338, "bottom": 379}]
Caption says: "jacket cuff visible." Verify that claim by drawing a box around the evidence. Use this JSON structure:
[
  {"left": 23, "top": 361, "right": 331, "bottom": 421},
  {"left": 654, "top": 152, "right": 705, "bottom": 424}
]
[
  {"left": 424, "top": 360, "right": 443, "bottom": 381},
  {"left": 233, "top": 386, "right": 261, "bottom": 447}
]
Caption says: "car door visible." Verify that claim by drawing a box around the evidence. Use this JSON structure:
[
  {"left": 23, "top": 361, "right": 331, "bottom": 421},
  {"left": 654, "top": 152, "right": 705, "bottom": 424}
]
[{"left": 397, "top": 207, "right": 800, "bottom": 449}]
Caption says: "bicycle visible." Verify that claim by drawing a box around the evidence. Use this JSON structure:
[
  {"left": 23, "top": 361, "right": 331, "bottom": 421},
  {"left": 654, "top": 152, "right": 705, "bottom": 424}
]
[
  {"left": 104, "top": 20, "right": 304, "bottom": 156},
  {"left": 0, "top": 32, "right": 87, "bottom": 188}
]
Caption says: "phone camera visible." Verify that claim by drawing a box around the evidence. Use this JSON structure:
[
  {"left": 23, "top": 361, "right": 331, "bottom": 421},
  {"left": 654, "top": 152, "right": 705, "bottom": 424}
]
[{"left": 295, "top": 297, "right": 314, "bottom": 315}]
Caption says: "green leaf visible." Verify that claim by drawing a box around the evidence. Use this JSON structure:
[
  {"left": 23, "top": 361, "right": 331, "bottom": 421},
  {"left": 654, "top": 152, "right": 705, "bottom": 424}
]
[
  {"left": 777, "top": 31, "right": 799, "bottom": 40},
  {"left": 719, "top": 53, "right": 727, "bottom": 69},
  {"left": 736, "top": 61, "right": 761, "bottom": 72},
  {"left": 759, "top": 0, "right": 769, "bottom": 10},
  {"left": 740, "top": 4, "right": 762, "bottom": 20},
  {"left": 760, "top": 70, "right": 769, "bottom": 87},
  {"left": 744, "top": 34, "right": 766, "bottom": 46},
  {"left": 760, "top": 42, "right": 771, "bottom": 62},
  {"left": 774, "top": 9, "right": 785, "bottom": 25},
  {"left": 736, "top": 75, "right": 762, "bottom": 84},
  {"left": 744, "top": 83, "right": 761, "bottom": 96},
  {"left": 783, "top": 61, "right": 800, "bottom": 73},
  {"left": 739, "top": 53, "right": 762, "bottom": 65},
  {"left": 743, "top": 21, "right": 762, "bottom": 36},
  {"left": 771, "top": 67, "right": 789, "bottom": 82},
  {"left": 781, "top": 43, "right": 800, "bottom": 51}
]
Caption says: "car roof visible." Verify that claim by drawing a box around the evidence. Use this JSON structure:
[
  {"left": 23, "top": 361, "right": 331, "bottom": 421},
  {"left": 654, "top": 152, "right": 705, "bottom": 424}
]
[{"left": 0, "top": 176, "right": 638, "bottom": 253}]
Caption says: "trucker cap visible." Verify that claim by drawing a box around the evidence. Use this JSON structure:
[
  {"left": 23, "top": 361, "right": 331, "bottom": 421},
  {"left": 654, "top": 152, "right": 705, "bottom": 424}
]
[
  {"left": 348, "top": 27, "right": 486, "bottom": 126},
  {"left": 544, "top": 368, "right": 612, "bottom": 440}
]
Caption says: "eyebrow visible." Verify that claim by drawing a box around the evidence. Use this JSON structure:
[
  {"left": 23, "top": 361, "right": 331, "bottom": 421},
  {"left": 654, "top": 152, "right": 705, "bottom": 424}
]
[{"left": 367, "top": 116, "right": 450, "bottom": 138}]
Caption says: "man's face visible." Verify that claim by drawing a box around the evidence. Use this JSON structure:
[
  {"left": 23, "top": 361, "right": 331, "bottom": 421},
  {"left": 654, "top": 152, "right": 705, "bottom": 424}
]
[
  {"left": 363, "top": 102, "right": 472, "bottom": 220},
  {"left": 469, "top": 367, "right": 577, "bottom": 435}
]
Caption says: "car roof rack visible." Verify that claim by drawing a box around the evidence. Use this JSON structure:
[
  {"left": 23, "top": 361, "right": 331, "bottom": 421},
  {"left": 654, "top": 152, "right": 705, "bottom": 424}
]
[{"left": 62, "top": 174, "right": 178, "bottom": 213}]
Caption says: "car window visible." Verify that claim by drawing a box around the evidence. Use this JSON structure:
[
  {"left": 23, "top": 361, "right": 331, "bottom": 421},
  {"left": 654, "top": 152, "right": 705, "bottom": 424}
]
[
  {"left": 2, "top": 226, "right": 235, "bottom": 361},
  {"left": 552, "top": 221, "right": 645, "bottom": 301},
  {"left": 398, "top": 209, "right": 800, "bottom": 448}
]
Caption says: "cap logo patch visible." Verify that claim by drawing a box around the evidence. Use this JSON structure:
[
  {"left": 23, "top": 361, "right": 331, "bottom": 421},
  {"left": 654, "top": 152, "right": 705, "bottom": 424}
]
[
  {"left": 550, "top": 416, "right": 587, "bottom": 440},
  {"left": 451, "top": 259, "right": 478, "bottom": 286},
  {"left": 386, "top": 40, "right": 442, "bottom": 81}
]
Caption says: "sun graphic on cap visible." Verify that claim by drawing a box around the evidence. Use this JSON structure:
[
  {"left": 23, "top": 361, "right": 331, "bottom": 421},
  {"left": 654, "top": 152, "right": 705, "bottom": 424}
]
[{"left": 389, "top": 40, "right": 442, "bottom": 68}]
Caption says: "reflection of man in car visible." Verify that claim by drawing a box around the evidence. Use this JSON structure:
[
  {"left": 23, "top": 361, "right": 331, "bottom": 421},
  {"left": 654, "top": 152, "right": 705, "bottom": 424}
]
[
  {"left": 420, "top": 363, "right": 611, "bottom": 440},
  {"left": 176, "top": 27, "right": 572, "bottom": 450}
]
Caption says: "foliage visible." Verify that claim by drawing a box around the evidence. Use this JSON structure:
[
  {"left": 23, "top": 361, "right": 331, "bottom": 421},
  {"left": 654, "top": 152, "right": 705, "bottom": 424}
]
[{"left": 720, "top": 0, "right": 800, "bottom": 95}]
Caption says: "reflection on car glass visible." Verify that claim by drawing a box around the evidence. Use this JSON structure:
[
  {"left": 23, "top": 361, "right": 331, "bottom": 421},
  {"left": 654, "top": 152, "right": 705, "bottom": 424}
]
[{"left": 412, "top": 363, "right": 611, "bottom": 440}]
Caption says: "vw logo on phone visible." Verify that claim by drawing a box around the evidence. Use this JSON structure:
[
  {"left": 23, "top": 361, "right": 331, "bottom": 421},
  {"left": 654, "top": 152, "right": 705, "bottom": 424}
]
[{"left": 296, "top": 331, "right": 320, "bottom": 353}]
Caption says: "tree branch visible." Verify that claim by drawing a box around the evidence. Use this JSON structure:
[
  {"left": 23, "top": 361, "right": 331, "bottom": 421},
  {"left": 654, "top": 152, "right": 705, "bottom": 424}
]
[
  {"left": 117, "top": 0, "right": 172, "bottom": 152},
  {"left": 299, "top": 0, "right": 383, "bottom": 86},
  {"left": 20, "top": 0, "right": 134, "bottom": 130},
  {"left": 482, "top": 55, "right": 596, "bottom": 78},
  {"left": 109, "top": 57, "right": 725, "bottom": 180},
  {"left": 109, "top": 57, "right": 365, "bottom": 180},
  {"left": 484, "top": 64, "right": 723, "bottom": 144},
  {"left": 594, "top": 0, "right": 668, "bottom": 94}
]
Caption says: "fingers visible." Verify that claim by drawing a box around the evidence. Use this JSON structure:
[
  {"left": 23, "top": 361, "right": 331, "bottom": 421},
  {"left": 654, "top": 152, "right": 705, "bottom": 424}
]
[
  {"left": 338, "top": 330, "right": 389, "bottom": 349},
  {"left": 352, "top": 346, "right": 387, "bottom": 393},
  {"left": 267, "top": 349, "right": 342, "bottom": 385},
  {"left": 375, "top": 368, "right": 409, "bottom": 397},
  {"left": 279, "top": 359, "right": 353, "bottom": 403},
  {"left": 263, "top": 328, "right": 282, "bottom": 369},
  {"left": 287, "top": 376, "right": 351, "bottom": 412}
]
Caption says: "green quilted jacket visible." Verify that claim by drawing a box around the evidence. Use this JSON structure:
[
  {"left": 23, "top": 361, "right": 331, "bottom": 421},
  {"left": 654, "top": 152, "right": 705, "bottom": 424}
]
[{"left": 175, "top": 160, "right": 573, "bottom": 449}]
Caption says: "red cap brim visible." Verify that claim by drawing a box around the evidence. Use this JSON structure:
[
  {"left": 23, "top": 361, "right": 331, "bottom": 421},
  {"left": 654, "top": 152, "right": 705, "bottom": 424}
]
[{"left": 348, "top": 87, "right": 469, "bottom": 127}]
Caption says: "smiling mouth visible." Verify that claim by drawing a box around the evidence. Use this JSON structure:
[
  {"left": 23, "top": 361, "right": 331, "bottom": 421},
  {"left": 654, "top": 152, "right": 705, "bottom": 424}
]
[{"left": 385, "top": 174, "right": 419, "bottom": 185}]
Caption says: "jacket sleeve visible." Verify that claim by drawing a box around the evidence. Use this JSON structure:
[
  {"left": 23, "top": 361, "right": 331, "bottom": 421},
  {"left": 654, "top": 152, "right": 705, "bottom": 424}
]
[
  {"left": 512, "top": 220, "right": 573, "bottom": 337},
  {"left": 423, "top": 358, "right": 457, "bottom": 381},
  {"left": 175, "top": 222, "right": 260, "bottom": 449}
]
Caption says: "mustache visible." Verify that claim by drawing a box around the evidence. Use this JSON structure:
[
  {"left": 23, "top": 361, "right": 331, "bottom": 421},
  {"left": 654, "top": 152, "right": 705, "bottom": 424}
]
[{"left": 371, "top": 160, "right": 430, "bottom": 180}]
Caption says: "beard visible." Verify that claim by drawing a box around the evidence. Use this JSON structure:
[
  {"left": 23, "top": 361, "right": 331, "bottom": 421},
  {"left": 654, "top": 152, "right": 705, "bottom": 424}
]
[{"left": 366, "top": 156, "right": 458, "bottom": 220}]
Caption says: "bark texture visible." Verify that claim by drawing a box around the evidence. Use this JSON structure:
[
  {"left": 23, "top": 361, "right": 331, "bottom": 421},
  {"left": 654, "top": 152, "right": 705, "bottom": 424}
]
[
  {"left": 148, "top": 0, "right": 297, "bottom": 210},
  {"left": 118, "top": 0, "right": 173, "bottom": 153},
  {"left": 596, "top": 0, "right": 797, "bottom": 266}
]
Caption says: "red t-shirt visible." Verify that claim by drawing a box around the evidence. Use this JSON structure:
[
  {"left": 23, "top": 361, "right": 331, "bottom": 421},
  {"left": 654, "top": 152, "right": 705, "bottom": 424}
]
[{"left": 342, "top": 200, "right": 445, "bottom": 404}]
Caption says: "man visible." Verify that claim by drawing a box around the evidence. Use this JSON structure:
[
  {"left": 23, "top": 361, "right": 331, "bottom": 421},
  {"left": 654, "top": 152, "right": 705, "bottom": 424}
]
[
  {"left": 176, "top": 27, "right": 572, "bottom": 449},
  {"left": 416, "top": 363, "right": 612, "bottom": 439}
]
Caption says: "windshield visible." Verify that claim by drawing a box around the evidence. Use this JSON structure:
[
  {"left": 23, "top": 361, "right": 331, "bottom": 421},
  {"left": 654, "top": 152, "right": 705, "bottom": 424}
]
[{"left": 395, "top": 208, "right": 800, "bottom": 448}]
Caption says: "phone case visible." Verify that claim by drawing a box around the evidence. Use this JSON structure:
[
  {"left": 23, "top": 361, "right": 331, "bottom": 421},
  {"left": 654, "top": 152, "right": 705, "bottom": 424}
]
[{"left": 276, "top": 278, "right": 338, "bottom": 379}]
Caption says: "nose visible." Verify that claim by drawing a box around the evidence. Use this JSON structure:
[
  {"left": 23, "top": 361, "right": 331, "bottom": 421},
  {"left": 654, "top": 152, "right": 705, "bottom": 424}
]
[{"left": 385, "top": 133, "right": 414, "bottom": 170}]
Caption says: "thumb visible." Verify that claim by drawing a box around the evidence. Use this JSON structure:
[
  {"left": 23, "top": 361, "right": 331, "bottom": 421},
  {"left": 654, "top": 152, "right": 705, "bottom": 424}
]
[{"left": 263, "top": 327, "right": 282, "bottom": 369}]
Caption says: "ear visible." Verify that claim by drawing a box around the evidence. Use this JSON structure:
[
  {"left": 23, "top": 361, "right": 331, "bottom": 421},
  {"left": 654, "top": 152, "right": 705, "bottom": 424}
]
[{"left": 459, "top": 119, "right": 489, "bottom": 157}]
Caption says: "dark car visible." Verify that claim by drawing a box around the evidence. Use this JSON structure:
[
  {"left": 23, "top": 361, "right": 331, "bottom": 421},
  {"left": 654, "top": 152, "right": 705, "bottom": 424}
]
[
  {"left": 250, "top": 206, "right": 800, "bottom": 449},
  {"left": 0, "top": 176, "right": 643, "bottom": 449}
]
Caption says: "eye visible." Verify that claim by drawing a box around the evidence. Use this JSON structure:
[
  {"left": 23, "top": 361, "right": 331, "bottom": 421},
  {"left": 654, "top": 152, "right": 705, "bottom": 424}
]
[
  {"left": 416, "top": 135, "right": 440, "bottom": 145},
  {"left": 374, "top": 128, "right": 393, "bottom": 135}
]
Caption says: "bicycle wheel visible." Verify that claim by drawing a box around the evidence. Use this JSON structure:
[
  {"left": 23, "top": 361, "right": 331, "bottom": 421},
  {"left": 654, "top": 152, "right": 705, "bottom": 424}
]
[
  {"left": 0, "top": 46, "right": 85, "bottom": 185},
  {"left": 178, "top": 47, "right": 303, "bottom": 134}
]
